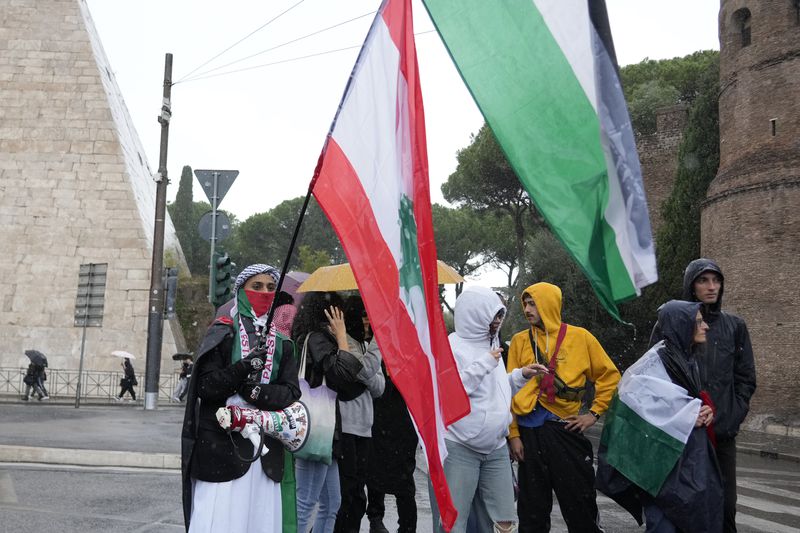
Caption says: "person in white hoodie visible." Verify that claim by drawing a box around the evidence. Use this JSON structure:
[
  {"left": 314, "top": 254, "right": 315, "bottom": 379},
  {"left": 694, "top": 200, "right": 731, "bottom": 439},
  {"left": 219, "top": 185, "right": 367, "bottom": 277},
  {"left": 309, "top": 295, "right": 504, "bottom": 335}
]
[{"left": 430, "top": 286, "right": 548, "bottom": 533}]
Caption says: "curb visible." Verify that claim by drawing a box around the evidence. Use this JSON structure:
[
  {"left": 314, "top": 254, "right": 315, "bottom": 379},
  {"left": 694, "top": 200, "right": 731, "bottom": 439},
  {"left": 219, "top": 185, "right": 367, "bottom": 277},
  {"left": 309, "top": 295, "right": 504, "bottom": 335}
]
[
  {"left": 0, "top": 444, "right": 180, "bottom": 470},
  {"left": 737, "top": 445, "right": 800, "bottom": 464}
]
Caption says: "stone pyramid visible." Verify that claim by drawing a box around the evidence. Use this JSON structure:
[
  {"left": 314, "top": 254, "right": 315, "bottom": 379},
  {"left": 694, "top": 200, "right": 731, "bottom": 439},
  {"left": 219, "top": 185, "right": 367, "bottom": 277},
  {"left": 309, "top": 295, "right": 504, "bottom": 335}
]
[{"left": 0, "top": 0, "right": 187, "bottom": 375}]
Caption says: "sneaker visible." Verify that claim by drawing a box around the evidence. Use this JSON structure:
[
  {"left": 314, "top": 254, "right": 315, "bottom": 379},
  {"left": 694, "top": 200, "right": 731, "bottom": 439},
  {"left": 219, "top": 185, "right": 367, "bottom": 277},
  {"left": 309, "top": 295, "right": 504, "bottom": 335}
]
[
  {"left": 40, "top": 396, "right": 50, "bottom": 400},
  {"left": 114, "top": 396, "right": 122, "bottom": 402}
]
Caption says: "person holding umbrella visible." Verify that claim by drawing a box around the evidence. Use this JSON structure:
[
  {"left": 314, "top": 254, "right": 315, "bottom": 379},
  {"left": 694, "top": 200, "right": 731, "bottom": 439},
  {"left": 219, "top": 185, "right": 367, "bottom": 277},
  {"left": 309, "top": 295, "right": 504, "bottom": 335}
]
[{"left": 22, "top": 350, "right": 49, "bottom": 401}]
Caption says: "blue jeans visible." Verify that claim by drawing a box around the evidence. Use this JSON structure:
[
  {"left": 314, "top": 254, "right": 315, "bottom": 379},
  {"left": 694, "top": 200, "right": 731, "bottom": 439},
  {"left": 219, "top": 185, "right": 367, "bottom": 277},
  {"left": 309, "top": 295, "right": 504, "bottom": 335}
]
[
  {"left": 429, "top": 439, "right": 517, "bottom": 533},
  {"left": 296, "top": 458, "right": 341, "bottom": 533}
]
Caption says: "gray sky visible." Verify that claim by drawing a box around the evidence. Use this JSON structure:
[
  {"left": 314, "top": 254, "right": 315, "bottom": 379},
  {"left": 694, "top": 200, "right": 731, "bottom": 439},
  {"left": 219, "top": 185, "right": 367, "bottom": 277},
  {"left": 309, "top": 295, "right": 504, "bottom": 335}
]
[{"left": 85, "top": 0, "right": 720, "bottom": 223}]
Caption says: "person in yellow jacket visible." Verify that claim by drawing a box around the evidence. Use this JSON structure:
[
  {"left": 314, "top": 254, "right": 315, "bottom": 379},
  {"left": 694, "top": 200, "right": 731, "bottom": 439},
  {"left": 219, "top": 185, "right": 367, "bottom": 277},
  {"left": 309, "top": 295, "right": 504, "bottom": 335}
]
[{"left": 507, "top": 282, "right": 620, "bottom": 533}]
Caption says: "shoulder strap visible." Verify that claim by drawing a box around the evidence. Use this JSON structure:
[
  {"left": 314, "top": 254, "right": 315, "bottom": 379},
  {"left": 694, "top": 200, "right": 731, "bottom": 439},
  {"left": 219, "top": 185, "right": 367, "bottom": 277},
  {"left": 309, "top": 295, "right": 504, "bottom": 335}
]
[
  {"left": 536, "top": 323, "right": 569, "bottom": 404},
  {"left": 298, "top": 333, "right": 311, "bottom": 377}
]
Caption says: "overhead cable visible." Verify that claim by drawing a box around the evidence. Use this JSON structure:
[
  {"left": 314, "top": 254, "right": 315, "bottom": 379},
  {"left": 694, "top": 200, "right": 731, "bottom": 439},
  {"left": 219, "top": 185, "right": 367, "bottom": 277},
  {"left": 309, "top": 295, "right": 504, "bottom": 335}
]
[{"left": 175, "top": 0, "right": 306, "bottom": 84}]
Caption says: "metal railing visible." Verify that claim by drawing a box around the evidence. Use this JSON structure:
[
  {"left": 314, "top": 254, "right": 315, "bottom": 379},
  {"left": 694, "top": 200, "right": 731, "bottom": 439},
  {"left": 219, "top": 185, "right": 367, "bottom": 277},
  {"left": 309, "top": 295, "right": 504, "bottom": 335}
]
[{"left": 0, "top": 367, "right": 184, "bottom": 403}]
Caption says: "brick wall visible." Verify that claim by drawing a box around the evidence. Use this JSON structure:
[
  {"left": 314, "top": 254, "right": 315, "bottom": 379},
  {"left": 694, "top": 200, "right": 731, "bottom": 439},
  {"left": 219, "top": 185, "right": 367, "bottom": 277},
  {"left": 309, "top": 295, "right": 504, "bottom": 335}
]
[
  {"left": 701, "top": 0, "right": 800, "bottom": 427},
  {"left": 636, "top": 105, "right": 688, "bottom": 231}
]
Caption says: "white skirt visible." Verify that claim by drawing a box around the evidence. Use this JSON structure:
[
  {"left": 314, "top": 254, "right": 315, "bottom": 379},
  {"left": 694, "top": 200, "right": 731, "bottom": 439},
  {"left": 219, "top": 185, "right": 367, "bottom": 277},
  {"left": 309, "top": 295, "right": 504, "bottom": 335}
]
[{"left": 190, "top": 461, "right": 282, "bottom": 533}]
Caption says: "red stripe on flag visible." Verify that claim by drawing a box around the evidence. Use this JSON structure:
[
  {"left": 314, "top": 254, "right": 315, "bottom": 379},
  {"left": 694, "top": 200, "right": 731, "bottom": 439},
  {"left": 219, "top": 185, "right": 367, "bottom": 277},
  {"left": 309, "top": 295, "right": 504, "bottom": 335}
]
[
  {"left": 314, "top": 137, "right": 460, "bottom": 531},
  {"left": 382, "top": 0, "right": 468, "bottom": 427}
]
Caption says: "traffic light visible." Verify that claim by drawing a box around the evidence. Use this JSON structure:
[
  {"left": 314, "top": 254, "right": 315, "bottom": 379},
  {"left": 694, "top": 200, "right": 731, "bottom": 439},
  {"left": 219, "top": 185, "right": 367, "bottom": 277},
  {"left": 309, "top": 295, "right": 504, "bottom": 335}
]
[{"left": 211, "top": 252, "right": 233, "bottom": 308}]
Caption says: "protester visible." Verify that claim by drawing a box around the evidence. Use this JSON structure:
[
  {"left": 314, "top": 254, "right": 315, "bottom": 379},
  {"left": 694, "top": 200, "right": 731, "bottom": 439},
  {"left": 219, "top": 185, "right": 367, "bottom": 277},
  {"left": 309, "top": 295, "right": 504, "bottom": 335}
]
[
  {"left": 366, "top": 364, "right": 418, "bottom": 533},
  {"left": 506, "top": 282, "right": 620, "bottom": 532},
  {"left": 172, "top": 357, "right": 193, "bottom": 402},
  {"left": 180, "top": 264, "right": 301, "bottom": 533},
  {"left": 116, "top": 358, "right": 137, "bottom": 402},
  {"left": 334, "top": 296, "right": 385, "bottom": 533},
  {"left": 650, "top": 259, "right": 756, "bottom": 532},
  {"left": 430, "top": 286, "right": 547, "bottom": 533},
  {"left": 599, "top": 300, "right": 722, "bottom": 532},
  {"left": 22, "top": 362, "right": 49, "bottom": 401},
  {"left": 291, "top": 292, "right": 366, "bottom": 533}
]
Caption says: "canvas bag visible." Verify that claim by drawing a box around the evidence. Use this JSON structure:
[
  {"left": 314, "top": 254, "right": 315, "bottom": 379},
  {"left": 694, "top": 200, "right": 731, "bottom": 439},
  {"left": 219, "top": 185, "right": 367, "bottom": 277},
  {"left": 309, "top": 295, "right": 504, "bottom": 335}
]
[{"left": 292, "top": 333, "right": 337, "bottom": 464}]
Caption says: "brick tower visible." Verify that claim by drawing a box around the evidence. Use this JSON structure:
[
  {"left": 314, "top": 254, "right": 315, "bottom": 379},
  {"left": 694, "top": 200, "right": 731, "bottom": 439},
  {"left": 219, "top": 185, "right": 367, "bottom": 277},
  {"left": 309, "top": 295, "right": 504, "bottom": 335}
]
[
  {"left": 702, "top": 0, "right": 800, "bottom": 426},
  {"left": 0, "top": 0, "right": 186, "bottom": 374}
]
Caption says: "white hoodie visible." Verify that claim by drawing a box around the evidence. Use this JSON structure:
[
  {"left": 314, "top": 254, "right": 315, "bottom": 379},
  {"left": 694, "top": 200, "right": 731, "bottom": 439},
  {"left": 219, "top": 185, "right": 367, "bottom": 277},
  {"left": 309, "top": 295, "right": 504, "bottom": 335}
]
[{"left": 446, "top": 286, "right": 529, "bottom": 454}]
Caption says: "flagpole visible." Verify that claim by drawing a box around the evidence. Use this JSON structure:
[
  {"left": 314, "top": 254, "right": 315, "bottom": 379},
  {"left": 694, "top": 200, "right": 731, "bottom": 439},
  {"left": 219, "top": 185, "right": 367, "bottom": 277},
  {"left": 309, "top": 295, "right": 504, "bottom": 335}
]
[{"left": 262, "top": 156, "right": 324, "bottom": 335}]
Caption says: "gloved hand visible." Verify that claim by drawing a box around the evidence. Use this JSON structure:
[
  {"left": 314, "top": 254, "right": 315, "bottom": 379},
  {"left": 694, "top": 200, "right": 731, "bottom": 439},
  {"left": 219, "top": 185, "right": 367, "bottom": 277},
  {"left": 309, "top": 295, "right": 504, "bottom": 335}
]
[
  {"left": 239, "top": 377, "right": 270, "bottom": 405},
  {"left": 243, "top": 345, "right": 269, "bottom": 372}
]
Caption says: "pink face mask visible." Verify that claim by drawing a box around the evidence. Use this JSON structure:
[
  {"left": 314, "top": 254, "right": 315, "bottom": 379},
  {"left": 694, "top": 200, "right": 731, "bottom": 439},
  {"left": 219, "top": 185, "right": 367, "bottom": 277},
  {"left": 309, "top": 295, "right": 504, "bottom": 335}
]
[{"left": 245, "top": 290, "right": 275, "bottom": 317}]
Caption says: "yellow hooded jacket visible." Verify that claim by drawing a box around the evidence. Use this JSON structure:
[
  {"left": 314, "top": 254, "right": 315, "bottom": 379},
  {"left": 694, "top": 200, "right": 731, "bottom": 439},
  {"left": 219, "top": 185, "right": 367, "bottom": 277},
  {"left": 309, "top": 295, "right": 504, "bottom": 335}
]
[{"left": 507, "top": 282, "right": 620, "bottom": 439}]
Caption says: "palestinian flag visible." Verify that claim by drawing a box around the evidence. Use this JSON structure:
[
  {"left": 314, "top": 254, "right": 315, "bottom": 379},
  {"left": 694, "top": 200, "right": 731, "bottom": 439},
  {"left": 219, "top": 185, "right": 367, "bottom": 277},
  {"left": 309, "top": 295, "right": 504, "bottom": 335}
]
[
  {"left": 600, "top": 347, "right": 701, "bottom": 496},
  {"left": 310, "top": 0, "right": 470, "bottom": 529},
  {"left": 423, "top": 0, "right": 657, "bottom": 318}
]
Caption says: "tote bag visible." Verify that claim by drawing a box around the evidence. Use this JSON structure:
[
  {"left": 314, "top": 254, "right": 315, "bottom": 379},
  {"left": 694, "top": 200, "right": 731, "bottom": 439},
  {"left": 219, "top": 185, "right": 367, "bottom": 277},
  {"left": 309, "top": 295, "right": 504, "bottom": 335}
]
[{"left": 292, "top": 334, "right": 337, "bottom": 464}]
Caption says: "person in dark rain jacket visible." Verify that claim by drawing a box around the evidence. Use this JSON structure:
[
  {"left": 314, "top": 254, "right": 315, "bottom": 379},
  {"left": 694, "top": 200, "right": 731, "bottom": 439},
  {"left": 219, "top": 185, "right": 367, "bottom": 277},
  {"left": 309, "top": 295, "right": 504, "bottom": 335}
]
[
  {"left": 650, "top": 259, "right": 756, "bottom": 532},
  {"left": 599, "top": 300, "right": 723, "bottom": 533},
  {"left": 181, "top": 264, "right": 301, "bottom": 533},
  {"left": 291, "top": 291, "right": 365, "bottom": 533}
]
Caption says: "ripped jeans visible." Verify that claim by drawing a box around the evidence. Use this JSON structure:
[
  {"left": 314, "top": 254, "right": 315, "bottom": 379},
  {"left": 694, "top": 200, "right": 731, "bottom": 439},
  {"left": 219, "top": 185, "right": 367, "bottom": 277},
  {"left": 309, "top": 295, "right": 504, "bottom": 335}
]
[{"left": 429, "top": 439, "right": 517, "bottom": 533}]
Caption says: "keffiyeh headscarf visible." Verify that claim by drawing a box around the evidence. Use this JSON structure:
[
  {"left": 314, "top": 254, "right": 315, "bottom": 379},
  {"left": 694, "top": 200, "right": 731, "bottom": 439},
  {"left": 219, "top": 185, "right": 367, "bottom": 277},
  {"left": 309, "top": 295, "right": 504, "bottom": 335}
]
[{"left": 230, "top": 264, "right": 281, "bottom": 366}]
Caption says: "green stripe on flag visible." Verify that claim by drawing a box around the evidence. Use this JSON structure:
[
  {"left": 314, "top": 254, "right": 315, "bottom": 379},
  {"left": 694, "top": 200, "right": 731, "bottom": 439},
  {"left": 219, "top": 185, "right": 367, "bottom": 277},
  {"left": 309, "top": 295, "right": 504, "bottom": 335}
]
[
  {"left": 601, "top": 395, "right": 684, "bottom": 497},
  {"left": 423, "top": 0, "right": 636, "bottom": 316}
]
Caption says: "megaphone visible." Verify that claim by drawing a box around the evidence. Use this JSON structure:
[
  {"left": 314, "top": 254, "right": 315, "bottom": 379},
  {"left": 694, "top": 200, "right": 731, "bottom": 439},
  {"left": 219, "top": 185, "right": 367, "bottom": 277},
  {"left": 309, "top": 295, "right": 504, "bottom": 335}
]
[{"left": 216, "top": 402, "right": 309, "bottom": 456}]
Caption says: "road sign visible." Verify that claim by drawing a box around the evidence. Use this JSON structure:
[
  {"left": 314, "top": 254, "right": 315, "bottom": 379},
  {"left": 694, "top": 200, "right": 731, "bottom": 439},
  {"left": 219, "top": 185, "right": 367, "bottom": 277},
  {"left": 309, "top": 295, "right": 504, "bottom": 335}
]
[
  {"left": 198, "top": 210, "right": 231, "bottom": 242},
  {"left": 74, "top": 263, "right": 108, "bottom": 327},
  {"left": 194, "top": 169, "right": 238, "bottom": 206}
]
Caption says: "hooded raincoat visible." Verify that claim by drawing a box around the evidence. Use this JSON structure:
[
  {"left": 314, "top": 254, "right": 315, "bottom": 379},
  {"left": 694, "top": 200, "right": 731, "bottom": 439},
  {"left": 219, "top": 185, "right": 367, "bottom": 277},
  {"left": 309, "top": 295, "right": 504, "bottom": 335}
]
[
  {"left": 507, "top": 282, "right": 620, "bottom": 438},
  {"left": 598, "top": 300, "right": 723, "bottom": 533},
  {"left": 446, "top": 286, "right": 530, "bottom": 454}
]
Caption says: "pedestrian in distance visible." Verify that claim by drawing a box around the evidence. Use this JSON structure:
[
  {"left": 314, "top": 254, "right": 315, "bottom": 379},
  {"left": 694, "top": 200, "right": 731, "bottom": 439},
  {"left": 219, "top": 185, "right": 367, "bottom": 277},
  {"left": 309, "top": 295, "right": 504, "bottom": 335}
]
[
  {"left": 334, "top": 295, "right": 385, "bottom": 533},
  {"left": 180, "top": 264, "right": 301, "bottom": 533},
  {"left": 506, "top": 282, "right": 620, "bottom": 533},
  {"left": 429, "top": 286, "right": 548, "bottom": 533},
  {"left": 172, "top": 356, "right": 193, "bottom": 402},
  {"left": 598, "top": 300, "right": 723, "bottom": 533},
  {"left": 650, "top": 258, "right": 756, "bottom": 533},
  {"left": 291, "top": 291, "right": 366, "bottom": 533},
  {"left": 22, "top": 362, "right": 49, "bottom": 401},
  {"left": 116, "top": 358, "right": 137, "bottom": 402}
]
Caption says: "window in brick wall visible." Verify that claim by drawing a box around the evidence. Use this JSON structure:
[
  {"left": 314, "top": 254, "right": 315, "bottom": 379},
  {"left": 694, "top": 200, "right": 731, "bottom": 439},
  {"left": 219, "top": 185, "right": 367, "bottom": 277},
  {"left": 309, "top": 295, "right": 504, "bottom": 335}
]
[{"left": 733, "top": 8, "right": 752, "bottom": 48}]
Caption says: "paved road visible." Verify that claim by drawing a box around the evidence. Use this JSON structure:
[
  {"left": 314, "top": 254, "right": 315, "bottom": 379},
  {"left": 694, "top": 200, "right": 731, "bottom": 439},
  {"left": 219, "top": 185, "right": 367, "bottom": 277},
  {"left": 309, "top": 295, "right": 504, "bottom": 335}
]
[{"left": 1, "top": 451, "right": 798, "bottom": 533}]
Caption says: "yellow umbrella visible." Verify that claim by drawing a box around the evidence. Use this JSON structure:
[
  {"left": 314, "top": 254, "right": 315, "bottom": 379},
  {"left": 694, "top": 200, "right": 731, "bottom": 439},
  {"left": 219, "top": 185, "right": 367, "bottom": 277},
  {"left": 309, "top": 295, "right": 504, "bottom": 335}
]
[{"left": 297, "top": 260, "right": 464, "bottom": 293}]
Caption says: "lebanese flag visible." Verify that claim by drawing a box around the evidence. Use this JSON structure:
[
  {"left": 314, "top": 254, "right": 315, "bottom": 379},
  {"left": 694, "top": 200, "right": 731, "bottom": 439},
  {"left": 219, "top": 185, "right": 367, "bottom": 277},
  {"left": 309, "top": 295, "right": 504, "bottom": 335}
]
[{"left": 310, "top": 0, "right": 470, "bottom": 529}]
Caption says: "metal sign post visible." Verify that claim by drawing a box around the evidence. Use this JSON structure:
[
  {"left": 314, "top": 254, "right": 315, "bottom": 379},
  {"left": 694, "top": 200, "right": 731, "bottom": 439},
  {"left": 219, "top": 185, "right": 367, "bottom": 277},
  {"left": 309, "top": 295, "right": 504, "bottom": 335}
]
[
  {"left": 194, "top": 169, "right": 238, "bottom": 303},
  {"left": 74, "top": 262, "right": 107, "bottom": 408}
]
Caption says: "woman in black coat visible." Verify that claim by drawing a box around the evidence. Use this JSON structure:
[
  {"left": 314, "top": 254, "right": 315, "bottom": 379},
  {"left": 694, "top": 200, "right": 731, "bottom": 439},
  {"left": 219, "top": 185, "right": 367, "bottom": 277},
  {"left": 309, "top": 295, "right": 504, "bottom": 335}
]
[
  {"left": 291, "top": 291, "right": 366, "bottom": 533},
  {"left": 181, "top": 264, "right": 301, "bottom": 533}
]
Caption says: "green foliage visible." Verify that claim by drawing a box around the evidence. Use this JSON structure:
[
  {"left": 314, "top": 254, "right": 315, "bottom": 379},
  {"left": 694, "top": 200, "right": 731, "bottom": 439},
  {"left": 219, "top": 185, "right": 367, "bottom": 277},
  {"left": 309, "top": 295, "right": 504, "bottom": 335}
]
[
  {"left": 169, "top": 166, "right": 200, "bottom": 274},
  {"left": 442, "top": 124, "right": 539, "bottom": 295},
  {"left": 226, "top": 196, "right": 343, "bottom": 271},
  {"left": 297, "top": 245, "right": 331, "bottom": 273},
  {"left": 626, "top": 80, "right": 680, "bottom": 134},
  {"left": 431, "top": 204, "right": 488, "bottom": 277},
  {"left": 620, "top": 50, "right": 719, "bottom": 134}
]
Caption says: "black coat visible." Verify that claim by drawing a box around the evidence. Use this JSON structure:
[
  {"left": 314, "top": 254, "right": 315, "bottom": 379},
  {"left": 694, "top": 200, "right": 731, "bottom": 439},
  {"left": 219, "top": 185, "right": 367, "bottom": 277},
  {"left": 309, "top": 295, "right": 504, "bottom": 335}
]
[
  {"left": 300, "top": 330, "right": 365, "bottom": 459},
  {"left": 180, "top": 319, "right": 300, "bottom": 530},
  {"left": 650, "top": 259, "right": 757, "bottom": 439}
]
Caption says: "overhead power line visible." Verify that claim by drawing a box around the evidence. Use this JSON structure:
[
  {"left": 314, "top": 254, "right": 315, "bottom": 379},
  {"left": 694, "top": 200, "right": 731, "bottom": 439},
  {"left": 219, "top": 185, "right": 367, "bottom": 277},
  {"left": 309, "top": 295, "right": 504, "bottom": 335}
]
[
  {"left": 176, "top": 0, "right": 306, "bottom": 84},
  {"left": 181, "top": 10, "right": 377, "bottom": 83},
  {"left": 176, "top": 30, "right": 437, "bottom": 85}
]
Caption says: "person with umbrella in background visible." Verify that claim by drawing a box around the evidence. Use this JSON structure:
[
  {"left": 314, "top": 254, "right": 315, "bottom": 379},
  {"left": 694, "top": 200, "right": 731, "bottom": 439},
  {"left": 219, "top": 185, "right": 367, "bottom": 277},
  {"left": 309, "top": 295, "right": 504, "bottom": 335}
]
[
  {"left": 22, "top": 350, "right": 49, "bottom": 401},
  {"left": 116, "top": 357, "right": 137, "bottom": 402}
]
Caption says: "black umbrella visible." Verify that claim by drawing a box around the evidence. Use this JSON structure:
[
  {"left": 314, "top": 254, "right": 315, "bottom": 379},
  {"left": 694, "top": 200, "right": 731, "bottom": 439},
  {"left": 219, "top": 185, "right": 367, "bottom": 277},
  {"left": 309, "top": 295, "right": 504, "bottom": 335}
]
[
  {"left": 172, "top": 352, "right": 193, "bottom": 361},
  {"left": 24, "top": 350, "right": 47, "bottom": 366}
]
